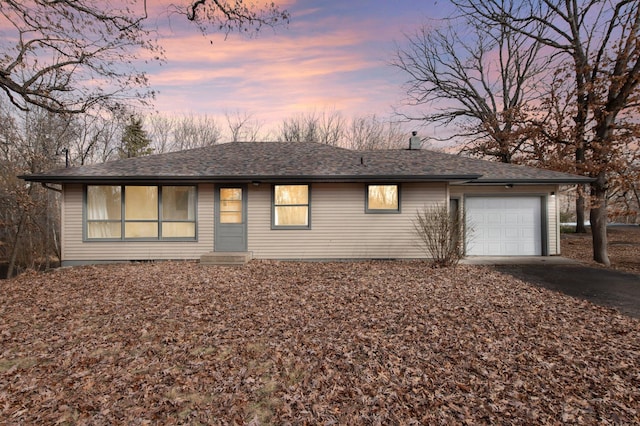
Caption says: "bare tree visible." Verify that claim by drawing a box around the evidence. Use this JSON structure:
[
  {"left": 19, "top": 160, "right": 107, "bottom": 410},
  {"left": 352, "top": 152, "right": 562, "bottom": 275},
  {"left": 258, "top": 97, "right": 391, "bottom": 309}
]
[
  {"left": 224, "top": 110, "right": 264, "bottom": 142},
  {"left": 70, "top": 113, "right": 129, "bottom": 164},
  {"left": 0, "top": 106, "right": 74, "bottom": 277},
  {"left": 143, "top": 113, "right": 223, "bottom": 152},
  {"left": 392, "top": 10, "right": 549, "bottom": 163},
  {"left": 346, "top": 115, "right": 407, "bottom": 150},
  {"left": 278, "top": 111, "right": 410, "bottom": 149},
  {"left": 0, "top": 1, "right": 289, "bottom": 114},
  {"left": 456, "top": 0, "right": 640, "bottom": 265},
  {"left": 278, "top": 110, "right": 346, "bottom": 145},
  {"left": 179, "top": 0, "right": 289, "bottom": 36},
  {"left": 317, "top": 110, "right": 347, "bottom": 146},
  {"left": 146, "top": 115, "right": 177, "bottom": 154},
  {"left": 170, "top": 114, "right": 222, "bottom": 150},
  {"left": 279, "top": 114, "right": 315, "bottom": 143}
]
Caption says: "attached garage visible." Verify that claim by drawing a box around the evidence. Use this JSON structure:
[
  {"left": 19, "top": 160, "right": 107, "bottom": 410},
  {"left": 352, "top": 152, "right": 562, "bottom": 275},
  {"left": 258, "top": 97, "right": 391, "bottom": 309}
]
[{"left": 465, "top": 196, "right": 544, "bottom": 256}]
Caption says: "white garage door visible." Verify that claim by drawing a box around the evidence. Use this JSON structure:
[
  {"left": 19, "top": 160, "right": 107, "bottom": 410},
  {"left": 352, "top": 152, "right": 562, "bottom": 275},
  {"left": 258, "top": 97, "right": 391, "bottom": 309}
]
[{"left": 465, "top": 197, "right": 542, "bottom": 256}]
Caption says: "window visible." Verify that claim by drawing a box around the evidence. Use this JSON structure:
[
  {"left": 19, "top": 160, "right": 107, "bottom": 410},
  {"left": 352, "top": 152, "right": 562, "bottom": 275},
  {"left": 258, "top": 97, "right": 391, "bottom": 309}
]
[
  {"left": 220, "top": 188, "right": 243, "bottom": 224},
  {"left": 85, "top": 185, "right": 196, "bottom": 240},
  {"left": 366, "top": 184, "right": 399, "bottom": 213},
  {"left": 162, "top": 186, "right": 196, "bottom": 238},
  {"left": 125, "top": 186, "right": 158, "bottom": 238},
  {"left": 273, "top": 184, "right": 310, "bottom": 228},
  {"left": 86, "top": 185, "right": 122, "bottom": 238}
]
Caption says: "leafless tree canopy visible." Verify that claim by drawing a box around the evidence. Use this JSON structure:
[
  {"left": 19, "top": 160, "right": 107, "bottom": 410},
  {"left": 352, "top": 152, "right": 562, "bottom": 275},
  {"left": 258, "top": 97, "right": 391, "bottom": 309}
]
[
  {"left": 392, "top": 10, "right": 549, "bottom": 163},
  {"left": 0, "top": 0, "right": 289, "bottom": 114},
  {"left": 277, "top": 111, "right": 408, "bottom": 150},
  {"left": 225, "top": 110, "right": 264, "bottom": 142},
  {"left": 451, "top": 0, "right": 640, "bottom": 265},
  {"left": 181, "top": 0, "right": 289, "bottom": 35},
  {"left": 0, "top": 1, "right": 157, "bottom": 114}
]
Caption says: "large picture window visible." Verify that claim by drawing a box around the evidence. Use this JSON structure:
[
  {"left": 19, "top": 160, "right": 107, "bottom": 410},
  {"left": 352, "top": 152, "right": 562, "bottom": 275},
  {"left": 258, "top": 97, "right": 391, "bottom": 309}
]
[
  {"left": 85, "top": 185, "right": 196, "bottom": 240},
  {"left": 366, "top": 184, "right": 400, "bottom": 213},
  {"left": 273, "top": 184, "right": 310, "bottom": 228}
]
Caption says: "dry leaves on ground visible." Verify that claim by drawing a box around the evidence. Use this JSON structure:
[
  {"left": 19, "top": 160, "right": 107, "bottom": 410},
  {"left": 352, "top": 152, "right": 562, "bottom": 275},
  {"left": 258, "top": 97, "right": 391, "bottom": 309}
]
[
  {"left": 561, "top": 226, "right": 640, "bottom": 274},
  {"left": 1, "top": 260, "right": 639, "bottom": 424}
]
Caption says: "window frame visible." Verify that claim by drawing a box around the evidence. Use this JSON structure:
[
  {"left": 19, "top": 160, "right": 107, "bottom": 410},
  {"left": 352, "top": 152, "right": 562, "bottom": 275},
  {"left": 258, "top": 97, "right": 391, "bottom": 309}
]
[
  {"left": 271, "top": 184, "right": 311, "bottom": 230},
  {"left": 365, "top": 184, "right": 401, "bottom": 214},
  {"left": 84, "top": 184, "right": 198, "bottom": 242}
]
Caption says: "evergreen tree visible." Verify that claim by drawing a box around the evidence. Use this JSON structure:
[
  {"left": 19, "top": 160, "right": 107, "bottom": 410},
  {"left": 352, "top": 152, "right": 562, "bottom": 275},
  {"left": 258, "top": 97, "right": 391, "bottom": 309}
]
[{"left": 120, "top": 117, "right": 152, "bottom": 158}]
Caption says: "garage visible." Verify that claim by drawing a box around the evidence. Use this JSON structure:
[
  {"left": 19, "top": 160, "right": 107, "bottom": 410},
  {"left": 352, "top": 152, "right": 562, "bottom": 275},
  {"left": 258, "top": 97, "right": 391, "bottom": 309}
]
[{"left": 465, "top": 196, "right": 543, "bottom": 256}]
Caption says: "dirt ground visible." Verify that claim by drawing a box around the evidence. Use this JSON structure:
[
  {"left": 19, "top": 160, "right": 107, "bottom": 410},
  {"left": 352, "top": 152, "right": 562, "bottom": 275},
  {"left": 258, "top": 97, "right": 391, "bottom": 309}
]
[{"left": 561, "top": 225, "right": 640, "bottom": 274}]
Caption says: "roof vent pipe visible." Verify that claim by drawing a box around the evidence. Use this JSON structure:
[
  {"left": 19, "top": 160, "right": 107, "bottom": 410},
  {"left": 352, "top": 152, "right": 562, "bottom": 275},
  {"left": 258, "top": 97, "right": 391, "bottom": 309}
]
[{"left": 409, "top": 131, "right": 421, "bottom": 150}]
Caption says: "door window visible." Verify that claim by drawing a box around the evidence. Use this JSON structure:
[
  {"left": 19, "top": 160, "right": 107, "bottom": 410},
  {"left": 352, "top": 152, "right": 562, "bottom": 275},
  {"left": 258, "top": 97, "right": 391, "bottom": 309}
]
[{"left": 220, "top": 188, "right": 243, "bottom": 223}]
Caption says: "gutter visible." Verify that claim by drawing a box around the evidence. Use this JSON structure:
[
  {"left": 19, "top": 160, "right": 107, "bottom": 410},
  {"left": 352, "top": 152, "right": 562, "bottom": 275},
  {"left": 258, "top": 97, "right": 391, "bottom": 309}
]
[
  {"left": 19, "top": 174, "right": 484, "bottom": 185},
  {"left": 460, "top": 177, "right": 596, "bottom": 185}
]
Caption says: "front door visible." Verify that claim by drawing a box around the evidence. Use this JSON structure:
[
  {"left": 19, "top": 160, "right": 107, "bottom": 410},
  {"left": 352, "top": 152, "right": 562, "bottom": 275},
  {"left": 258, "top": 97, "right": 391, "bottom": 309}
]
[{"left": 214, "top": 185, "right": 247, "bottom": 252}]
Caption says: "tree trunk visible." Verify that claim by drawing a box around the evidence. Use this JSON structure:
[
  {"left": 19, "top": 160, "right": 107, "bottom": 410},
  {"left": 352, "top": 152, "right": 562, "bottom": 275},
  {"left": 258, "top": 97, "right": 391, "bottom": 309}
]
[
  {"left": 575, "top": 141, "right": 587, "bottom": 233},
  {"left": 590, "top": 172, "right": 610, "bottom": 266},
  {"left": 7, "top": 211, "right": 27, "bottom": 278},
  {"left": 575, "top": 186, "right": 587, "bottom": 233}
]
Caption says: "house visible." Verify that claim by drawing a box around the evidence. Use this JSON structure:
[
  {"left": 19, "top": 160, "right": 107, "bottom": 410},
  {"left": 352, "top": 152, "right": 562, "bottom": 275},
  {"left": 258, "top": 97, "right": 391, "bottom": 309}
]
[{"left": 20, "top": 141, "right": 592, "bottom": 265}]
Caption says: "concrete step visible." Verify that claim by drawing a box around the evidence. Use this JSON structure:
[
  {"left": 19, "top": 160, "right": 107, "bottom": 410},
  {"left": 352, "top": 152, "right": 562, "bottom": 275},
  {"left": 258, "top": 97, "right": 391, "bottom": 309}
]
[{"left": 200, "top": 251, "right": 252, "bottom": 266}]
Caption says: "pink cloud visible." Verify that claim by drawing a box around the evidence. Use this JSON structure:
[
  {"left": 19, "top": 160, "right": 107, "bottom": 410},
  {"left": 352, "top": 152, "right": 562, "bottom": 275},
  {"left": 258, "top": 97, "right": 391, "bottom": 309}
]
[{"left": 142, "top": 1, "right": 450, "bottom": 131}]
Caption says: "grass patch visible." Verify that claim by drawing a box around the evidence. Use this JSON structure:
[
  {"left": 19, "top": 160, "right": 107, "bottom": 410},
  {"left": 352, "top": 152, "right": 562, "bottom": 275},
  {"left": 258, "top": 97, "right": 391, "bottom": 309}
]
[{"left": 560, "top": 225, "right": 578, "bottom": 233}]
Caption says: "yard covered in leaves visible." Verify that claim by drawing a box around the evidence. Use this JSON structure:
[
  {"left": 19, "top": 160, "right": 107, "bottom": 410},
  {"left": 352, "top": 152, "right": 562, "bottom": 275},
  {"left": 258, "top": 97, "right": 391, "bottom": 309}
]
[{"left": 1, "top": 260, "right": 639, "bottom": 424}]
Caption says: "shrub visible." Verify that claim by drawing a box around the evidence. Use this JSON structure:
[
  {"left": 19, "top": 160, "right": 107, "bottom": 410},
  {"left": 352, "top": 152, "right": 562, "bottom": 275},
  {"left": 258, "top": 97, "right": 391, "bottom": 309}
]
[{"left": 413, "top": 203, "right": 464, "bottom": 267}]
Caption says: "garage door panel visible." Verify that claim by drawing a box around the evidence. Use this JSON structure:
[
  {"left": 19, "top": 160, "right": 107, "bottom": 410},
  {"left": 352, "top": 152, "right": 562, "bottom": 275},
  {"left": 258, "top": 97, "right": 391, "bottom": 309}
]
[
  {"left": 487, "top": 228, "right": 502, "bottom": 239},
  {"left": 504, "top": 228, "right": 519, "bottom": 238},
  {"left": 487, "top": 214, "right": 503, "bottom": 224},
  {"left": 504, "top": 242, "right": 522, "bottom": 252},
  {"left": 466, "top": 197, "right": 542, "bottom": 256},
  {"left": 504, "top": 213, "right": 520, "bottom": 225},
  {"left": 520, "top": 228, "right": 535, "bottom": 239}
]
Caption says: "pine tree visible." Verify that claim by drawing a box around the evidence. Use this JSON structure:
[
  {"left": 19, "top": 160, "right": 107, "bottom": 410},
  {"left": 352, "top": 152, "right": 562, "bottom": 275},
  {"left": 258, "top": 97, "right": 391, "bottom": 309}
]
[{"left": 120, "top": 117, "right": 152, "bottom": 158}]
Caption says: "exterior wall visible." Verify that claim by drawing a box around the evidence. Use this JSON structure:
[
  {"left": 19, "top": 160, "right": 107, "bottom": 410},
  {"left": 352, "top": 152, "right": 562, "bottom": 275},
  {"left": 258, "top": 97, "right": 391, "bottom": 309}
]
[
  {"left": 247, "top": 182, "right": 446, "bottom": 259},
  {"left": 60, "top": 181, "right": 558, "bottom": 264},
  {"left": 61, "top": 183, "right": 215, "bottom": 264},
  {"left": 449, "top": 184, "right": 560, "bottom": 255}
]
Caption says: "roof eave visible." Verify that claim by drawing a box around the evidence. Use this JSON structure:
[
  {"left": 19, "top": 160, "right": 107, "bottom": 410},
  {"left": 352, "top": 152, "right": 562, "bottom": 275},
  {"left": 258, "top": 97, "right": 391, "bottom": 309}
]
[
  {"left": 20, "top": 174, "right": 484, "bottom": 184},
  {"left": 461, "top": 177, "right": 595, "bottom": 185}
]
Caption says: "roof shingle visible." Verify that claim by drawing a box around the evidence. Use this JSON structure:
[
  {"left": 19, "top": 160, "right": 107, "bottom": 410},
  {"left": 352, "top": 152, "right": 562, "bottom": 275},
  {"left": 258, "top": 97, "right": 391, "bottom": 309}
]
[{"left": 20, "top": 141, "right": 592, "bottom": 184}]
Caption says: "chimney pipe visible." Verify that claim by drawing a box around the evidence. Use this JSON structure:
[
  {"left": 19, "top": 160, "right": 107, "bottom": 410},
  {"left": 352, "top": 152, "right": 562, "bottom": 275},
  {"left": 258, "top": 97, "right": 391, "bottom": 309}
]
[{"left": 409, "top": 131, "right": 421, "bottom": 150}]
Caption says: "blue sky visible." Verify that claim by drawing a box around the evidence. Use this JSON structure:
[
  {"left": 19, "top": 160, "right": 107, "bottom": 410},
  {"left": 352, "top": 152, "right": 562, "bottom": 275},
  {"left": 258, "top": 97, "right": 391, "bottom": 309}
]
[{"left": 146, "top": 0, "right": 454, "bottom": 130}]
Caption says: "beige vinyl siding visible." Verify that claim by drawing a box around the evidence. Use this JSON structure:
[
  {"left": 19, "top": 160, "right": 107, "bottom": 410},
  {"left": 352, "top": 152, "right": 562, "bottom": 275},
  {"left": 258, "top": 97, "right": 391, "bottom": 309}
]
[
  {"left": 248, "top": 182, "right": 446, "bottom": 259},
  {"left": 449, "top": 184, "right": 559, "bottom": 255},
  {"left": 61, "top": 183, "right": 214, "bottom": 263}
]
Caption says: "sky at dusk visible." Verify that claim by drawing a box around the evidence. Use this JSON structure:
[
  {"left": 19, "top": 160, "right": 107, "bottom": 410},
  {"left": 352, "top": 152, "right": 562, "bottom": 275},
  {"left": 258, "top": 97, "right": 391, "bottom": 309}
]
[{"left": 145, "top": 0, "right": 454, "bottom": 132}]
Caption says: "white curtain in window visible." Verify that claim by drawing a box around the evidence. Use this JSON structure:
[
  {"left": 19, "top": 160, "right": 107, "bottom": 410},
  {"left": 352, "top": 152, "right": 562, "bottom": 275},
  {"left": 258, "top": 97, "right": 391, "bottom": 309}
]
[
  {"left": 187, "top": 186, "right": 195, "bottom": 220},
  {"left": 87, "top": 186, "right": 121, "bottom": 238}
]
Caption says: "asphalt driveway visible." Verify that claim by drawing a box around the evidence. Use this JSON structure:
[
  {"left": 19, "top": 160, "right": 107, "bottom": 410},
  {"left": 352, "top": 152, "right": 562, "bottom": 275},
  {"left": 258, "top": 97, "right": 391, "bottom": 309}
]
[{"left": 493, "top": 264, "right": 640, "bottom": 319}]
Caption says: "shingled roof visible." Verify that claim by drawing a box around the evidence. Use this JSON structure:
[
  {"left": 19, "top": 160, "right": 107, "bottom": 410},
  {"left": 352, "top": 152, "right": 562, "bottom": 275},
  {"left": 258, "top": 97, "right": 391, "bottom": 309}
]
[{"left": 20, "top": 141, "right": 592, "bottom": 184}]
